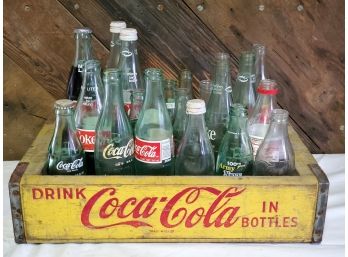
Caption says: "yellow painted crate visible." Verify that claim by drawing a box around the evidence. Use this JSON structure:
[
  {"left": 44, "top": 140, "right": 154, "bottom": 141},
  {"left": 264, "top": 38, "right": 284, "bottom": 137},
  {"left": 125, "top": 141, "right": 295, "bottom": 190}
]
[{"left": 9, "top": 123, "right": 329, "bottom": 243}]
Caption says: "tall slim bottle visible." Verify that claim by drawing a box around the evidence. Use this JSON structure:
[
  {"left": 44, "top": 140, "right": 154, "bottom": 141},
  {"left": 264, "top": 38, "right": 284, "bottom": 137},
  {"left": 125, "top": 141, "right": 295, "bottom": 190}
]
[
  {"left": 178, "top": 69, "right": 193, "bottom": 99},
  {"left": 134, "top": 68, "right": 174, "bottom": 175},
  {"left": 163, "top": 79, "right": 177, "bottom": 122},
  {"left": 205, "top": 52, "right": 233, "bottom": 158},
  {"left": 234, "top": 51, "right": 257, "bottom": 116},
  {"left": 47, "top": 99, "right": 86, "bottom": 175},
  {"left": 94, "top": 69, "right": 134, "bottom": 175},
  {"left": 253, "top": 43, "right": 267, "bottom": 91},
  {"left": 105, "top": 21, "right": 126, "bottom": 69},
  {"left": 253, "top": 109, "right": 295, "bottom": 176},
  {"left": 67, "top": 28, "right": 93, "bottom": 101},
  {"left": 175, "top": 99, "right": 215, "bottom": 175},
  {"left": 248, "top": 79, "right": 278, "bottom": 157},
  {"left": 117, "top": 28, "right": 144, "bottom": 116},
  {"left": 75, "top": 60, "right": 104, "bottom": 174}
]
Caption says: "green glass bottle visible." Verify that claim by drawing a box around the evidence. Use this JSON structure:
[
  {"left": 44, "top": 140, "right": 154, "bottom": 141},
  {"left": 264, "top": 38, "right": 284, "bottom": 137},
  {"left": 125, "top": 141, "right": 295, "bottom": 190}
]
[
  {"left": 215, "top": 104, "right": 253, "bottom": 176},
  {"left": 234, "top": 51, "right": 256, "bottom": 116}
]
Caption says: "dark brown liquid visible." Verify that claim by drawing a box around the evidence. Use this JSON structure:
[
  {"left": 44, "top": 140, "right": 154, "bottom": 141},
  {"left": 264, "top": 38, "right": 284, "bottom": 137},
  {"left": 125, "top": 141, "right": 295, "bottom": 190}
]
[
  {"left": 67, "top": 66, "right": 83, "bottom": 101},
  {"left": 85, "top": 152, "right": 95, "bottom": 175}
]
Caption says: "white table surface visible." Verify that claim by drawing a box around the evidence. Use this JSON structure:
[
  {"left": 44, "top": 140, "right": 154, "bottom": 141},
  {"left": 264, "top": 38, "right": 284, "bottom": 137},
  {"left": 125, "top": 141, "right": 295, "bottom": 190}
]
[{"left": 3, "top": 154, "right": 345, "bottom": 257}]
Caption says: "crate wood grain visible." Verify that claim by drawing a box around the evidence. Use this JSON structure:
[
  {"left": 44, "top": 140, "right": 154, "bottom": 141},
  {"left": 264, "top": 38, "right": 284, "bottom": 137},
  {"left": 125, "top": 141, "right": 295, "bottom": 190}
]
[{"left": 9, "top": 124, "right": 329, "bottom": 243}]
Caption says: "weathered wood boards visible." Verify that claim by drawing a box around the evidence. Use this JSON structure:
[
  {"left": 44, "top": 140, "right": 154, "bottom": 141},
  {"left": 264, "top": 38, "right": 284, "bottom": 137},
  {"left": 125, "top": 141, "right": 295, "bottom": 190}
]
[{"left": 9, "top": 123, "right": 329, "bottom": 243}]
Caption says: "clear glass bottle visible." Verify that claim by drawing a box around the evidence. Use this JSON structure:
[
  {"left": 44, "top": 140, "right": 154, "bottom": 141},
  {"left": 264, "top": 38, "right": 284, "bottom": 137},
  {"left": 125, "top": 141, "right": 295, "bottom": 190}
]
[
  {"left": 199, "top": 79, "right": 212, "bottom": 105},
  {"left": 117, "top": 28, "right": 144, "bottom": 116},
  {"left": 129, "top": 89, "right": 145, "bottom": 130},
  {"left": 173, "top": 88, "right": 190, "bottom": 154},
  {"left": 105, "top": 21, "right": 126, "bottom": 69},
  {"left": 67, "top": 28, "right": 93, "bottom": 101},
  {"left": 248, "top": 79, "right": 278, "bottom": 157},
  {"left": 234, "top": 51, "right": 256, "bottom": 116},
  {"left": 216, "top": 104, "right": 253, "bottom": 176},
  {"left": 178, "top": 69, "right": 193, "bottom": 99},
  {"left": 253, "top": 109, "right": 295, "bottom": 176},
  {"left": 205, "top": 52, "right": 233, "bottom": 158},
  {"left": 94, "top": 69, "right": 134, "bottom": 175},
  {"left": 134, "top": 68, "right": 174, "bottom": 175},
  {"left": 47, "top": 99, "right": 85, "bottom": 175},
  {"left": 75, "top": 60, "right": 104, "bottom": 174},
  {"left": 253, "top": 43, "right": 267, "bottom": 92},
  {"left": 175, "top": 99, "right": 215, "bottom": 175},
  {"left": 163, "top": 79, "right": 177, "bottom": 122}
]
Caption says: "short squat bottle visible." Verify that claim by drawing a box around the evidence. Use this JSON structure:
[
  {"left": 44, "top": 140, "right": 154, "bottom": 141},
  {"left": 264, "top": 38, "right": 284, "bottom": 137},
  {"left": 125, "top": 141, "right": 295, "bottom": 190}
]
[
  {"left": 47, "top": 99, "right": 85, "bottom": 175},
  {"left": 172, "top": 88, "right": 190, "bottom": 154},
  {"left": 216, "top": 104, "right": 253, "bottom": 176},
  {"left": 248, "top": 79, "right": 278, "bottom": 157},
  {"left": 253, "top": 109, "right": 295, "bottom": 176},
  {"left": 105, "top": 21, "right": 126, "bottom": 69},
  {"left": 134, "top": 68, "right": 174, "bottom": 175},
  {"left": 175, "top": 99, "right": 215, "bottom": 175},
  {"left": 205, "top": 53, "right": 233, "bottom": 158},
  {"left": 67, "top": 28, "right": 93, "bottom": 101},
  {"left": 234, "top": 51, "right": 256, "bottom": 116},
  {"left": 75, "top": 60, "right": 104, "bottom": 174},
  {"left": 94, "top": 69, "right": 134, "bottom": 175}
]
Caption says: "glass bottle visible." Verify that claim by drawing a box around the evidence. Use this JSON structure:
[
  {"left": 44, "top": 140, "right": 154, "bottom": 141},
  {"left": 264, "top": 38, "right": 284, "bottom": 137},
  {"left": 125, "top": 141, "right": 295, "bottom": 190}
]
[
  {"left": 129, "top": 89, "right": 145, "bottom": 130},
  {"left": 67, "top": 28, "right": 93, "bottom": 101},
  {"left": 134, "top": 68, "right": 174, "bottom": 175},
  {"left": 163, "top": 79, "right": 177, "bottom": 123},
  {"left": 248, "top": 79, "right": 278, "bottom": 157},
  {"left": 199, "top": 79, "right": 212, "bottom": 105},
  {"left": 178, "top": 69, "right": 193, "bottom": 99},
  {"left": 117, "top": 28, "right": 144, "bottom": 116},
  {"left": 105, "top": 21, "right": 126, "bottom": 69},
  {"left": 205, "top": 52, "right": 233, "bottom": 158},
  {"left": 253, "top": 43, "right": 267, "bottom": 92},
  {"left": 75, "top": 60, "right": 104, "bottom": 174},
  {"left": 175, "top": 99, "right": 215, "bottom": 175},
  {"left": 47, "top": 99, "right": 85, "bottom": 175},
  {"left": 234, "top": 51, "right": 256, "bottom": 116},
  {"left": 173, "top": 88, "right": 190, "bottom": 154},
  {"left": 216, "top": 104, "right": 253, "bottom": 176},
  {"left": 253, "top": 109, "right": 295, "bottom": 176},
  {"left": 94, "top": 69, "right": 134, "bottom": 175}
]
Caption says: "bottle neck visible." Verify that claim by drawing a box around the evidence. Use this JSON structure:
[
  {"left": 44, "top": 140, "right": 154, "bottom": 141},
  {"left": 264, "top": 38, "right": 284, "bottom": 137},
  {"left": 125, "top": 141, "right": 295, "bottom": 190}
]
[
  {"left": 53, "top": 109, "right": 75, "bottom": 144},
  {"left": 119, "top": 40, "right": 138, "bottom": 57},
  {"left": 228, "top": 115, "right": 248, "bottom": 133},
  {"left": 186, "top": 113, "right": 207, "bottom": 134},
  {"left": 255, "top": 51, "right": 266, "bottom": 80},
  {"left": 266, "top": 120, "right": 289, "bottom": 138},
  {"left": 213, "top": 63, "right": 231, "bottom": 89},
  {"left": 74, "top": 34, "right": 93, "bottom": 67},
  {"left": 110, "top": 32, "right": 121, "bottom": 49},
  {"left": 105, "top": 78, "right": 124, "bottom": 108},
  {"left": 144, "top": 76, "right": 166, "bottom": 108},
  {"left": 174, "top": 93, "right": 189, "bottom": 121}
]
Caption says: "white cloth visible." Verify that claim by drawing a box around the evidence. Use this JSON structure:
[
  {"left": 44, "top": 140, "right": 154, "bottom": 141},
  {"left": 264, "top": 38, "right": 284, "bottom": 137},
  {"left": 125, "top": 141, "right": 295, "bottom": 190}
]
[{"left": 3, "top": 154, "right": 345, "bottom": 257}]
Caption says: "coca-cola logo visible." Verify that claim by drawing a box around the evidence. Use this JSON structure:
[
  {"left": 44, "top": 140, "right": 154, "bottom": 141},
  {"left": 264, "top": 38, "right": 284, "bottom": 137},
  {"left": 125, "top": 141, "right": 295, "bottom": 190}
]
[
  {"left": 79, "top": 133, "right": 95, "bottom": 145},
  {"left": 135, "top": 145, "right": 158, "bottom": 158},
  {"left": 77, "top": 129, "right": 96, "bottom": 152},
  {"left": 56, "top": 158, "right": 83, "bottom": 172},
  {"left": 81, "top": 186, "right": 245, "bottom": 229},
  {"left": 102, "top": 139, "right": 134, "bottom": 159}
]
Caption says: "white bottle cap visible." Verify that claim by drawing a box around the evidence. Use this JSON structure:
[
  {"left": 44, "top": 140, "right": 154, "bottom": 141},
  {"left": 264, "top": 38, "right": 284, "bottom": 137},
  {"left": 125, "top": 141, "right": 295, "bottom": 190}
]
[
  {"left": 120, "top": 28, "right": 138, "bottom": 41},
  {"left": 186, "top": 99, "right": 206, "bottom": 115},
  {"left": 110, "top": 21, "right": 126, "bottom": 33}
]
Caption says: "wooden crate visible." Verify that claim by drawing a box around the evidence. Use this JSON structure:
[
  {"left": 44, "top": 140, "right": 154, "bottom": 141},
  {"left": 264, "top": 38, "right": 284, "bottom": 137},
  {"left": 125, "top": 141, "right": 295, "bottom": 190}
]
[{"left": 9, "top": 123, "right": 329, "bottom": 243}]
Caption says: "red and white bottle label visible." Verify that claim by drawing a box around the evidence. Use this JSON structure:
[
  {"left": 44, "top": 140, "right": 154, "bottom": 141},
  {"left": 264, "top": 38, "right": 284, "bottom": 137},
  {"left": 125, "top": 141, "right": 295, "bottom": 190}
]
[
  {"left": 134, "top": 137, "right": 171, "bottom": 163},
  {"left": 124, "top": 102, "right": 132, "bottom": 116},
  {"left": 77, "top": 129, "right": 96, "bottom": 152}
]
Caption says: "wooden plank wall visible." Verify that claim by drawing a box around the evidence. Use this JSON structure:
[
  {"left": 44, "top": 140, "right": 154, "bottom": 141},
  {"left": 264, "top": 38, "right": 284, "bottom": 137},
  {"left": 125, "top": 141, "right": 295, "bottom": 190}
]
[{"left": 4, "top": 0, "right": 344, "bottom": 160}]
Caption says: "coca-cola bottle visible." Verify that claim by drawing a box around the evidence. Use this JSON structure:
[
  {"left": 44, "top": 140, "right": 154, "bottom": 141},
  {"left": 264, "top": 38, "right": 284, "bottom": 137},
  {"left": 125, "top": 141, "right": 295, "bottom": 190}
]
[
  {"left": 47, "top": 99, "right": 85, "bottom": 175},
  {"left": 253, "top": 109, "right": 295, "bottom": 176},
  {"left": 67, "top": 28, "right": 93, "bottom": 101},
  {"left": 134, "top": 68, "right": 174, "bottom": 175},
  {"left": 234, "top": 51, "right": 256, "bottom": 116},
  {"left": 253, "top": 43, "right": 267, "bottom": 91},
  {"left": 248, "top": 79, "right": 278, "bottom": 157},
  {"left": 216, "top": 104, "right": 253, "bottom": 176},
  {"left": 75, "top": 60, "right": 104, "bottom": 174},
  {"left": 175, "top": 99, "right": 215, "bottom": 175},
  {"left": 178, "top": 69, "right": 193, "bottom": 99},
  {"left": 129, "top": 89, "right": 144, "bottom": 130},
  {"left": 117, "top": 28, "right": 144, "bottom": 116},
  {"left": 105, "top": 21, "right": 126, "bottom": 69},
  {"left": 172, "top": 88, "right": 190, "bottom": 154},
  {"left": 163, "top": 79, "right": 177, "bottom": 123},
  {"left": 205, "top": 52, "right": 233, "bottom": 158},
  {"left": 94, "top": 69, "right": 134, "bottom": 175}
]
